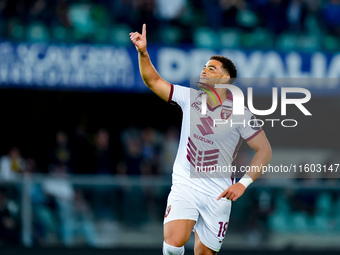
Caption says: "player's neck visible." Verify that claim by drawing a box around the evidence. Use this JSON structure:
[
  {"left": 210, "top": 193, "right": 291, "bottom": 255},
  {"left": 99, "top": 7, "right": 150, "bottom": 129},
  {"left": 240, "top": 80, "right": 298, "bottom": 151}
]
[{"left": 206, "top": 89, "right": 227, "bottom": 108}]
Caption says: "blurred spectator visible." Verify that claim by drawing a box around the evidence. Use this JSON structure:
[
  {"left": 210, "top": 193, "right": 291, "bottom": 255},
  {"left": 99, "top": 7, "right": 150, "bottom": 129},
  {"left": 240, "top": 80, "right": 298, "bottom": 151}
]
[
  {"left": 130, "top": 0, "right": 159, "bottom": 39},
  {"left": 246, "top": 188, "right": 275, "bottom": 244},
  {"left": 268, "top": 190, "right": 293, "bottom": 233},
  {"left": 0, "top": 0, "right": 337, "bottom": 50},
  {"left": 160, "top": 127, "right": 179, "bottom": 176},
  {"left": 72, "top": 190, "right": 96, "bottom": 246},
  {"left": 31, "top": 179, "right": 57, "bottom": 245},
  {"left": 118, "top": 128, "right": 162, "bottom": 176},
  {"left": 322, "top": 0, "right": 340, "bottom": 35},
  {"left": 156, "top": 0, "right": 186, "bottom": 24},
  {"left": 49, "top": 130, "right": 72, "bottom": 173},
  {"left": 117, "top": 128, "right": 150, "bottom": 226},
  {"left": 0, "top": 188, "right": 20, "bottom": 245},
  {"left": 201, "top": 0, "right": 222, "bottom": 30},
  {"left": 6, "top": 0, "right": 26, "bottom": 24},
  {"left": 0, "top": 147, "right": 25, "bottom": 181},
  {"left": 71, "top": 121, "right": 93, "bottom": 174},
  {"left": 0, "top": 0, "right": 8, "bottom": 17},
  {"left": 110, "top": 0, "right": 134, "bottom": 25},
  {"left": 43, "top": 164, "right": 75, "bottom": 246},
  {"left": 25, "top": 158, "right": 57, "bottom": 245},
  {"left": 141, "top": 127, "right": 162, "bottom": 175},
  {"left": 262, "top": 0, "right": 288, "bottom": 35},
  {"left": 28, "top": 0, "right": 48, "bottom": 23},
  {"left": 90, "top": 128, "right": 115, "bottom": 219},
  {"left": 292, "top": 161, "right": 319, "bottom": 214},
  {"left": 56, "top": 0, "right": 71, "bottom": 28},
  {"left": 286, "top": 0, "right": 307, "bottom": 32},
  {"left": 219, "top": 0, "right": 246, "bottom": 28},
  {"left": 43, "top": 165, "right": 96, "bottom": 246},
  {"left": 91, "top": 128, "right": 113, "bottom": 175},
  {"left": 119, "top": 126, "right": 178, "bottom": 175},
  {"left": 23, "top": 158, "right": 37, "bottom": 175},
  {"left": 68, "top": 0, "right": 96, "bottom": 41},
  {"left": 0, "top": 0, "right": 8, "bottom": 38},
  {"left": 118, "top": 128, "right": 144, "bottom": 176}
]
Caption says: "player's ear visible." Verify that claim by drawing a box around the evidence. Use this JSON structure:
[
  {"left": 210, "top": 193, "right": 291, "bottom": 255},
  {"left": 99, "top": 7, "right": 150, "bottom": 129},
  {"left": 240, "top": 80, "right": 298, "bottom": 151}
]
[{"left": 221, "top": 74, "right": 230, "bottom": 84}]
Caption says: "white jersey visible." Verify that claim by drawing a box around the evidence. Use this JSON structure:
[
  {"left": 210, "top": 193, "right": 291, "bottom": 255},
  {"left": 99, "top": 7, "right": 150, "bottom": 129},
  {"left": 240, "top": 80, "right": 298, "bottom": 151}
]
[{"left": 169, "top": 84, "right": 262, "bottom": 198}]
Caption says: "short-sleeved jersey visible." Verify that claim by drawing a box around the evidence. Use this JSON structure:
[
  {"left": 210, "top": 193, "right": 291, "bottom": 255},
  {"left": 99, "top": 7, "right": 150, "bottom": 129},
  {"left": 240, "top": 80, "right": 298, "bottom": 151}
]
[{"left": 169, "top": 84, "right": 262, "bottom": 198}]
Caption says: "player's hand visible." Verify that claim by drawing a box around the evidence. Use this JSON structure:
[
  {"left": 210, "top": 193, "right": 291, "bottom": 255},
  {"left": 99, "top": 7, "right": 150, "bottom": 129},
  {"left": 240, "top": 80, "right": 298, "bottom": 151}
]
[
  {"left": 130, "top": 24, "right": 147, "bottom": 54},
  {"left": 217, "top": 183, "right": 246, "bottom": 201}
]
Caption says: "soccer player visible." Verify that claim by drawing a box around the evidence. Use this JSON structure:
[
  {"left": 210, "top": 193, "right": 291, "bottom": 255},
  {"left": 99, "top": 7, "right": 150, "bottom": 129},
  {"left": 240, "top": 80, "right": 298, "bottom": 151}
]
[{"left": 130, "top": 24, "right": 272, "bottom": 255}]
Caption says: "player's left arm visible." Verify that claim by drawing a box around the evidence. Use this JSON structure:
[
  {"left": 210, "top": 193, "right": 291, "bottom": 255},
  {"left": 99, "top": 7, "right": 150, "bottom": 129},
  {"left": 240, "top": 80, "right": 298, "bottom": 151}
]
[{"left": 217, "top": 131, "right": 272, "bottom": 201}]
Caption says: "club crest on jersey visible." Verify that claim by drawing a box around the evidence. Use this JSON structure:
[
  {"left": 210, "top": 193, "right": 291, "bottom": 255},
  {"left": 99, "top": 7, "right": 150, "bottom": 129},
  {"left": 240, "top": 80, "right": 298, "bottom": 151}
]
[
  {"left": 164, "top": 205, "right": 171, "bottom": 218},
  {"left": 221, "top": 108, "right": 232, "bottom": 120}
]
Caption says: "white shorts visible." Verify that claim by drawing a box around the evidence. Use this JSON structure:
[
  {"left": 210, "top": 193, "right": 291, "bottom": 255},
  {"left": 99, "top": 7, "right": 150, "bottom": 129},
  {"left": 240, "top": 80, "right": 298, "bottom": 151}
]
[{"left": 163, "top": 184, "right": 232, "bottom": 252}]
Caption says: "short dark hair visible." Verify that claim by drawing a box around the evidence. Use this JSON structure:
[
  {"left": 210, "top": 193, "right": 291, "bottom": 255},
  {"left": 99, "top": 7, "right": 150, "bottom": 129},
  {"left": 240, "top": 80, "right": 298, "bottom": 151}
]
[{"left": 210, "top": 55, "right": 237, "bottom": 84}]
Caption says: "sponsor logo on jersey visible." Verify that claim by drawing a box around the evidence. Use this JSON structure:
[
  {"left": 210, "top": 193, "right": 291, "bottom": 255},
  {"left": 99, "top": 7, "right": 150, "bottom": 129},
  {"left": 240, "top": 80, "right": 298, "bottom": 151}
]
[
  {"left": 193, "top": 133, "right": 214, "bottom": 145},
  {"left": 191, "top": 102, "right": 201, "bottom": 111}
]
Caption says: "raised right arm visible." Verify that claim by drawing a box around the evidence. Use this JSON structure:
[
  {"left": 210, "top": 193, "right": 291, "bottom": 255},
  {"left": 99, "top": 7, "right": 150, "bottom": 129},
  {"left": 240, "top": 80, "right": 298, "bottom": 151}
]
[{"left": 130, "top": 24, "right": 171, "bottom": 102}]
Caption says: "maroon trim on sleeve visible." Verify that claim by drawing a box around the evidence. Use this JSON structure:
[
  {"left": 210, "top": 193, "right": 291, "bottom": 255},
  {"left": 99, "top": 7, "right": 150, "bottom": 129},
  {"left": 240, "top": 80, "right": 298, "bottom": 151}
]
[
  {"left": 245, "top": 129, "right": 263, "bottom": 142},
  {"left": 168, "top": 84, "right": 174, "bottom": 103},
  {"left": 232, "top": 137, "right": 242, "bottom": 161},
  {"left": 226, "top": 89, "right": 233, "bottom": 101}
]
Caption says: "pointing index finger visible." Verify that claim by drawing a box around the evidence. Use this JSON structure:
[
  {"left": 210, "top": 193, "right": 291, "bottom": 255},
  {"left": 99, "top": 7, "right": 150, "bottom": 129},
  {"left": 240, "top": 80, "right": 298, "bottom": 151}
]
[
  {"left": 142, "top": 24, "right": 146, "bottom": 37},
  {"left": 217, "top": 190, "right": 226, "bottom": 200}
]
